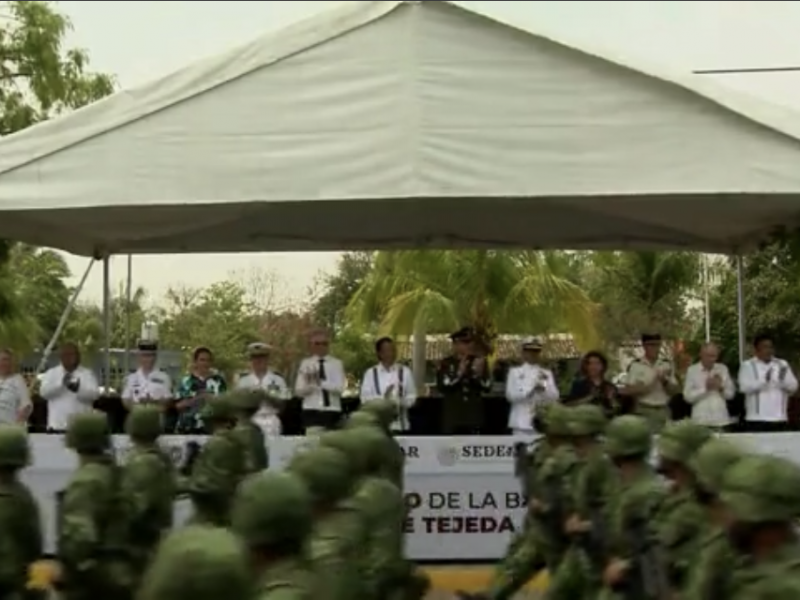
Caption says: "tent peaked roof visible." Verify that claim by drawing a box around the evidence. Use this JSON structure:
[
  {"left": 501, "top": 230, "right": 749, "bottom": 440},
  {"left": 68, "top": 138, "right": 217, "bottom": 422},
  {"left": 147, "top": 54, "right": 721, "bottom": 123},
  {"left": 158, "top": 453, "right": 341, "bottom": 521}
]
[{"left": 2, "top": 0, "right": 800, "bottom": 256}]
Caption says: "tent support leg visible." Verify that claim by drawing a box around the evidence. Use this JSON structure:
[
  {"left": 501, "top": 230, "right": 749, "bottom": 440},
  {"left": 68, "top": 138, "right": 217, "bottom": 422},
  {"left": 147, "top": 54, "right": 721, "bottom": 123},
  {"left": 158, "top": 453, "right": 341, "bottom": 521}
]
[
  {"left": 102, "top": 256, "right": 112, "bottom": 391},
  {"left": 35, "top": 258, "right": 95, "bottom": 373},
  {"left": 735, "top": 255, "right": 746, "bottom": 364},
  {"left": 123, "top": 254, "right": 133, "bottom": 377}
]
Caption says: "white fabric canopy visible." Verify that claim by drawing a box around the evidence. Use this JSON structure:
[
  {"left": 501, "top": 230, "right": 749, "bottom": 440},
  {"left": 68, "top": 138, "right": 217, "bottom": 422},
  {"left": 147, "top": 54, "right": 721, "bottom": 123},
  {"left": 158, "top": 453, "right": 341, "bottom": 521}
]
[{"left": 2, "top": 0, "right": 800, "bottom": 256}]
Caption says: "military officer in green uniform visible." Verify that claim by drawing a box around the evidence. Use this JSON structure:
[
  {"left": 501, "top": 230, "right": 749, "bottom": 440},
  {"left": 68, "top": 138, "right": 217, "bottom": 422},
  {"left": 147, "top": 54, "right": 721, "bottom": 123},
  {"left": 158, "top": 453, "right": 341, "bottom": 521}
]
[
  {"left": 436, "top": 327, "right": 492, "bottom": 434},
  {"left": 621, "top": 333, "right": 678, "bottom": 432}
]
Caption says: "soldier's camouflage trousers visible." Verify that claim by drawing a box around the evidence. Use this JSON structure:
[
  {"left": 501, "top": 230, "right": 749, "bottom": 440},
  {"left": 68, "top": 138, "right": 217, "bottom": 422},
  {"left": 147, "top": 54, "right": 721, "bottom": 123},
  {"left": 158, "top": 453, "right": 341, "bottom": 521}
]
[
  {"left": 545, "top": 546, "right": 603, "bottom": 600},
  {"left": 488, "top": 528, "right": 548, "bottom": 600}
]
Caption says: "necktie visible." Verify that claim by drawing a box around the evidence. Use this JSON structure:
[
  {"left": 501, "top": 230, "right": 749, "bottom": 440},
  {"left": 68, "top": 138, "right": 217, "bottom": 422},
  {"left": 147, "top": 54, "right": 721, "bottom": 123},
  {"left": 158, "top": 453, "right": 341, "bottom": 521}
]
[{"left": 318, "top": 359, "right": 330, "bottom": 407}]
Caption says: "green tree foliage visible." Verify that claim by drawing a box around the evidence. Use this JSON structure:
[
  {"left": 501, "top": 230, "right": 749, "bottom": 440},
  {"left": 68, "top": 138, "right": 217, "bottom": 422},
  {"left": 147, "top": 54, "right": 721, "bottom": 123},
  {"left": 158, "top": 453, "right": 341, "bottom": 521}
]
[
  {"left": 311, "top": 252, "right": 374, "bottom": 330},
  {"left": 585, "top": 251, "right": 702, "bottom": 346},
  {"left": 0, "top": 0, "right": 114, "bottom": 343}
]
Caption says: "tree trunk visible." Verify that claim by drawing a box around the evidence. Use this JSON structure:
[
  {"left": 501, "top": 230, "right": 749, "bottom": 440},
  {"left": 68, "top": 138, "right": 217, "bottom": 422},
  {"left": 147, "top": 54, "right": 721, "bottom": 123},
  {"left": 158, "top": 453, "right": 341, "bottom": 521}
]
[{"left": 412, "top": 319, "right": 427, "bottom": 393}]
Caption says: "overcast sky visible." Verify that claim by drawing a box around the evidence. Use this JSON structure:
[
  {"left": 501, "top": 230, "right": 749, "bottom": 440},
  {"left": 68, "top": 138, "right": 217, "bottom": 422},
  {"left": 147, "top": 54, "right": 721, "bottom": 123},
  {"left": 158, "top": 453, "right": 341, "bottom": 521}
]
[{"left": 53, "top": 0, "right": 800, "bottom": 305}]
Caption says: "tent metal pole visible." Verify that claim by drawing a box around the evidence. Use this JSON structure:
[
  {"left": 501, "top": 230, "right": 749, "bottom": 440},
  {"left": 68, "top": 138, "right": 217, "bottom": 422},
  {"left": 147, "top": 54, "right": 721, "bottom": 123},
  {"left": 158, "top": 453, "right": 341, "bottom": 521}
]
[
  {"left": 703, "top": 254, "right": 711, "bottom": 343},
  {"left": 102, "top": 256, "right": 112, "bottom": 391},
  {"left": 735, "top": 255, "right": 746, "bottom": 364},
  {"left": 35, "top": 258, "right": 95, "bottom": 374},
  {"left": 123, "top": 254, "right": 133, "bottom": 377}
]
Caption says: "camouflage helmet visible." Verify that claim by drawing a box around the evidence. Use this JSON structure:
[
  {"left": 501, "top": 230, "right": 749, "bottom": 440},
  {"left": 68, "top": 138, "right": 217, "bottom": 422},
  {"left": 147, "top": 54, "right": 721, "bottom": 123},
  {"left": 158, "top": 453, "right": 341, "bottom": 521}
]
[
  {"left": 287, "top": 445, "right": 353, "bottom": 504},
  {"left": 320, "top": 429, "right": 370, "bottom": 475},
  {"left": 360, "top": 399, "right": 398, "bottom": 427},
  {"left": 125, "top": 405, "right": 163, "bottom": 441},
  {"left": 199, "top": 395, "right": 236, "bottom": 424},
  {"left": 0, "top": 425, "right": 30, "bottom": 469},
  {"left": 545, "top": 403, "right": 572, "bottom": 437},
  {"left": 569, "top": 404, "right": 607, "bottom": 437},
  {"left": 228, "top": 389, "right": 264, "bottom": 412},
  {"left": 689, "top": 438, "right": 743, "bottom": 493},
  {"left": 231, "top": 471, "right": 312, "bottom": 549},
  {"left": 138, "top": 526, "right": 249, "bottom": 600},
  {"left": 657, "top": 420, "right": 713, "bottom": 464},
  {"left": 344, "top": 410, "right": 381, "bottom": 430},
  {"left": 532, "top": 402, "right": 554, "bottom": 431},
  {"left": 349, "top": 426, "right": 392, "bottom": 474},
  {"left": 65, "top": 411, "right": 110, "bottom": 454},
  {"left": 721, "top": 454, "right": 800, "bottom": 523},
  {"left": 604, "top": 415, "right": 651, "bottom": 458}
]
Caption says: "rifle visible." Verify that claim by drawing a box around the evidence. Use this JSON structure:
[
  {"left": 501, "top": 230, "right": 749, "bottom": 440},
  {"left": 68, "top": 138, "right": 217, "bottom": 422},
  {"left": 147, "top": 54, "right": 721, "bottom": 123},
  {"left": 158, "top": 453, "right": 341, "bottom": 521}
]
[
  {"left": 576, "top": 501, "right": 606, "bottom": 568},
  {"left": 614, "top": 515, "right": 671, "bottom": 600},
  {"left": 179, "top": 441, "right": 202, "bottom": 477},
  {"left": 512, "top": 442, "right": 530, "bottom": 496}
]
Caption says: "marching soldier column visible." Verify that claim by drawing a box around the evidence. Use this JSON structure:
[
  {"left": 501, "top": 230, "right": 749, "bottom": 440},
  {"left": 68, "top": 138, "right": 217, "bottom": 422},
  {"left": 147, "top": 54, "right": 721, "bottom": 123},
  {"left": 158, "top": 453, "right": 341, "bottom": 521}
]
[{"left": 4, "top": 385, "right": 800, "bottom": 599}]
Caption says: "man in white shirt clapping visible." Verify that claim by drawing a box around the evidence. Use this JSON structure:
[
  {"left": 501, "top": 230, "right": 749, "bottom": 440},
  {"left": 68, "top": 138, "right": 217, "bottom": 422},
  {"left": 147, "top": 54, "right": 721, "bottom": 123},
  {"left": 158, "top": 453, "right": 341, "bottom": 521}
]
[
  {"left": 360, "top": 337, "right": 417, "bottom": 432},
  {"left": 505, "top": 337, "right": 559, "bottom": 436},
  {"left": 39, "top": 342, "right": 100, "bottom": 432},
  {"left": 121, "top": 340, "right": 173, "bottom": 411},
  {"left": 738, "top": 333, "right": 798, "bottom": 432},
  {"left": 683, "top": 342, "right": 735, "bottom": 429},
  {"left": 294, "top": 329, "right": 346, "bottom": 432},
  {"left": 236, "top": 342, "right": 288, "bottom": 437}
]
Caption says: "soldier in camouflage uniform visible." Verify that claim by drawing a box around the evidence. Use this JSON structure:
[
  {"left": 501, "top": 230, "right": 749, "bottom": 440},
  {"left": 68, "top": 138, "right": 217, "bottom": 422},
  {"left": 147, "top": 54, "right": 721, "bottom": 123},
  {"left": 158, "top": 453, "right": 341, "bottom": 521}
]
[
  {"left": 138, "top": 526, "right": 250, "bottom": 600},
  {"left": 229, "top": 389, "right": 269, "bottom": 473},
  {"left": 120, "top": 405, "right": 177, "bottom": 586},
  {"left": 652, "top": 419, "right": 712, "bottom": 593},
  {"left": 286, "top": 444, "right": 362, "bottom": 600},
  {"left": 183, "top": 395, "right": 245, "bottom": 526},
  {"left": 0, "top": 424, "right": 42, "bottom": 599},
  {"left": 57, "top": 411, "right": 133, "bottom": 600},
  {"left": 231, "top": 471, "right": 314, "bottom": 600},
  {"left": 320, "top": 428, "right": 406, "bottom": 600},
  {"left": 481, "top": 404, "right": 574, "bottom": 600},
  {"left": 599, "top": 415, "right": 666, "bottom": 600},
  {"left": 683, "top": 438, "right": 743, "bottom": 600},
  {"left": 721, "top": 454, "right": 800, "bottom": 599},
  {"left": 357, "top": 400, "right": 405, "bottom": 490},
  {"left": 548, "top": 403, "right": 613, "bottom": 600}
]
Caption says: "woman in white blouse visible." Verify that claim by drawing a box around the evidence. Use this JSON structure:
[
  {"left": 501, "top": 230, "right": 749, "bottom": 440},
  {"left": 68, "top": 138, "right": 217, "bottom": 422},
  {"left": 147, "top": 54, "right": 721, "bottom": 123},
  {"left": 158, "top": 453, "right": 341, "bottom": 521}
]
[{"left": 0, "top": 349, "right": 32, "bottom": 425}]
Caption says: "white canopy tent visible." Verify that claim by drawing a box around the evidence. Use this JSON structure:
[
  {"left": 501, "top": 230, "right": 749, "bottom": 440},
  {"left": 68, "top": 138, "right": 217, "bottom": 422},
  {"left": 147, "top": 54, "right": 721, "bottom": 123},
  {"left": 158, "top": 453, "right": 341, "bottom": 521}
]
[
  {"left": 2, "top": 0, "right": 800, "bottom": 255},
  {"left": 1, "top": 0, "right": 798, "bottom": 373}
]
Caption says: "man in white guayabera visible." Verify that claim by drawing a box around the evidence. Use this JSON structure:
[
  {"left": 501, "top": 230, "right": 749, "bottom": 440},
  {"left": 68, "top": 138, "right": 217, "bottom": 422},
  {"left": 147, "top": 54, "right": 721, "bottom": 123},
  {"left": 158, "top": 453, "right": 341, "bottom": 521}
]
[
  {"left": 738, "top": 333, "right": 798, "bottom": 433},
  {"left": 683, "top": 342, "right": 735, "bottom": 429},
  {"left": 39, "top": 342, "right": 100, "bottom": 432},
  {"left": 360, "top": 336, "right": 417, "bottom": 432}
]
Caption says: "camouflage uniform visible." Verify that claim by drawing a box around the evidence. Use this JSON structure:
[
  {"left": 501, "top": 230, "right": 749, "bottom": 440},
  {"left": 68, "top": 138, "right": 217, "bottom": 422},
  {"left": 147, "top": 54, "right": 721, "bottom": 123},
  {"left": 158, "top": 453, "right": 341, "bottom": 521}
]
[
  {"left": 287, "top": 445, "right": 362, "bottom": 600},
  {"left": 721, "top": 455, "right": 800, "bottom": 599},
  {"left": 121, "top": 406, "right": 177, "bottom": 583},
  {"left": 184, "top": 396, "right": 245, "bottom": 526},
  {"left": 0, "top": 425, "right": 42, "bottom": 599},
  {"left": 231, "top": 471, "right": 314, "bottom": 600},
  {"left": 138, "top": 526, "right": 250, "bottom": 600},
  {"left": 58, "top": 411, "right": 133, "bottom": 600},
  {"left": 599, "top": 415, "right": 666, "bottom": 600},
  {"left": 486, "top": 404, "right": 574, "bottom": 600},
  {"left": 357, "top": 400, "right": 405, "bottom": 490},
  {"left": 548, "top": 404, "right": 613, "bottom": 600},
  {"left": 229, "top": 390, "right": 269, "bottom": 472},
  {"left": 683, "top": 439, "right": 743, "bottom": 600},
  {"left": 321, "top": 428, "right": 407, "bottom": 600},
  {"left": 653, "top": 420, "right": 712, "bottom": 592}
]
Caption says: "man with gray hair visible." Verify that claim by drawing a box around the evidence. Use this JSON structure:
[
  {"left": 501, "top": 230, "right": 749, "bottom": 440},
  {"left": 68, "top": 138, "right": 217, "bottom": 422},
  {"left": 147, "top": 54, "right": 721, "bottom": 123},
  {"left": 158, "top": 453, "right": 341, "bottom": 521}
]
[
  {"left": 294, "top": 328, "right": 346, "bottom": 431},
  {"left": 683, "top": 342, "right": 735, "bottom": 429}
]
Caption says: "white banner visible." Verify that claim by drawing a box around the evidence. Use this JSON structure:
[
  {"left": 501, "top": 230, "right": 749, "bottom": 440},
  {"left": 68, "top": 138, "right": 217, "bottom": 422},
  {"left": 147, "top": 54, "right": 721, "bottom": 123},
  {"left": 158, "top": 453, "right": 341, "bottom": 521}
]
[{"left": 28, "top": 432, "right": 800, "bottom": 559}]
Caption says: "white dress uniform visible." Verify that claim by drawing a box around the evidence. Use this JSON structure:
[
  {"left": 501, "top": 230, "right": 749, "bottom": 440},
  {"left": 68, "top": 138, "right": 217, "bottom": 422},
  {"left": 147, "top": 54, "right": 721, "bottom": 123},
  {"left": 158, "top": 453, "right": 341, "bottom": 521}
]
[
  {"left": 236, "top": 371, "right": 288, "bottom": 437},
  {"left": 505, "top": 362, "right": 559, "bottom": 435},
  {"left": 121, "top": 368, "right": 173, "bottom": 405},
  {"left": 39, "top": 364, "right": 100, "bottom": 430},
  {"left": 359, "top": 362, "right": 417, "bottom": 431}
]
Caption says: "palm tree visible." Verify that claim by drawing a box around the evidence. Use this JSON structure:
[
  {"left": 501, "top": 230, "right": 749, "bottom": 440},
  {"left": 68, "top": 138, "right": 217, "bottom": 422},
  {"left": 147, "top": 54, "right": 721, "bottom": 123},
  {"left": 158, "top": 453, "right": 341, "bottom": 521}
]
[
  {"left": 588, "top": 251, "right": 702, "bottom": 344},
  {"left": 0, "top": 241, "right": 49, "bottom": 351},
  {"left": 347, "top": 250, "right": 599, "bottom": 386}
]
